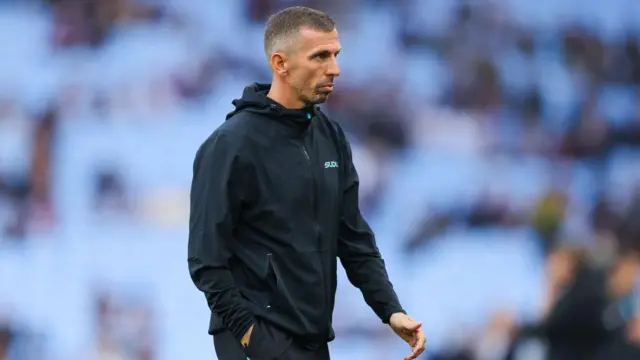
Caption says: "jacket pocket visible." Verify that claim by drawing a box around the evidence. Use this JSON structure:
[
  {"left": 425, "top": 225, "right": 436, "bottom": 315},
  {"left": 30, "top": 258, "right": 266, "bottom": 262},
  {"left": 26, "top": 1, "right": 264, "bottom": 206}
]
[
  {"left": 244, "top": 322, "right": 262, "bottom": 357},
  {"left": 245, "top": 318, "right": 292, "bottom": 359},
  {"left": 242, "top": 253, "right": 282, "bottom": 312},
  {"left": 266, "top": 253, "right": 279, "bottom": 288},
  {"left": 267, "top": 250, "right": 329, "bottom": 332}
]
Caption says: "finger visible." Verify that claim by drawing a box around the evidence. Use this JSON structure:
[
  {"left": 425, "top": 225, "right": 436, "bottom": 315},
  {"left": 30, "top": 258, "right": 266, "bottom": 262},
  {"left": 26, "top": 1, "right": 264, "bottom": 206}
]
[
  {"left": 401, "top": 329, "right": 417, "bottom": 345},
  {"left": 413, "top": 331, "right": 427, "bottom": 355},
  {"left": 405, "top": 321, "right": 422, "bottom": 331},
  {"left": 406, "top": 347, "right": 421, "bottom": 359},
  {"left": 404, "top": 347, "right": 422, "bottom": 360},
  {"left": 409, "top": 335, "right": 417, "bottom": 347},
  {"left": 411, "top": 330, "right": 427, "bottom": 358},
  {"left": 410, "top": 330, "right": 420, "bottom": 346},
  {"left": 403, "top": 324, "right": 421, "bottom": 346},
  {"left": 409, "top": 344, "right": 421, "bottom": 359}
]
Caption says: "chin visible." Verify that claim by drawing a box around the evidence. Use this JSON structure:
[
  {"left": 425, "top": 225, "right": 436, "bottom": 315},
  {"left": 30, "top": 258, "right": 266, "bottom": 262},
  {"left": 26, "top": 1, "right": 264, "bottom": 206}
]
[{"left": 311, "top": 94, "right": 330, "bottom": 105}]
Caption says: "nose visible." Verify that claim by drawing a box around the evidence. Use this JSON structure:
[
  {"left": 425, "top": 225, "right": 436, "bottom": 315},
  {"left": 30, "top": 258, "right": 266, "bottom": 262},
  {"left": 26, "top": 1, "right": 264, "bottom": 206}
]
[{"left": 327, "top": 57, "right": 340, "bottom": 77}]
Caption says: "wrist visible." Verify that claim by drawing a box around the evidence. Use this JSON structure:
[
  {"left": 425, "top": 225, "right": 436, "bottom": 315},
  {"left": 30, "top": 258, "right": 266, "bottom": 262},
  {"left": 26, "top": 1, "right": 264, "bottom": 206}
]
[{"left": 386, "top": 310, "right": 406, "bottom": 324}]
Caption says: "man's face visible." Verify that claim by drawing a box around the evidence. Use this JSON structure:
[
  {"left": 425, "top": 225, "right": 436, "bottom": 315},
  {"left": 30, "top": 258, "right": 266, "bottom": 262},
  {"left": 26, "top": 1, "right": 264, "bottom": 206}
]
[{"left": 285, "top": 27, "right": 341, "bottom": 105}]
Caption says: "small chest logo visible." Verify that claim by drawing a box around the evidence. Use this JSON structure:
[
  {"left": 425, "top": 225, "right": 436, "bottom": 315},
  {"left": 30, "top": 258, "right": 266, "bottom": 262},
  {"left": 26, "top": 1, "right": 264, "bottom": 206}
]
[{"left": 324, "top": 161, "right": 339, "bottom": 169}]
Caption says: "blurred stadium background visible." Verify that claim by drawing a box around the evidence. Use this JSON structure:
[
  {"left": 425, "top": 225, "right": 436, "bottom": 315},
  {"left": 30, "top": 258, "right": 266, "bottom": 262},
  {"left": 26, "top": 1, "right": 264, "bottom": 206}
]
[{"left": 1, "top": 0, "right": 640, "bottom": 359}]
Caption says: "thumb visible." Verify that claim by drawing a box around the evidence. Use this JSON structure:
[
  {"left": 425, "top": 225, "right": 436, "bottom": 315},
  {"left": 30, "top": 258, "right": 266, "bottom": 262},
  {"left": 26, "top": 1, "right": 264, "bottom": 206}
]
[{"left": 405, "top": 320, "right": 422, "bottom": 331}]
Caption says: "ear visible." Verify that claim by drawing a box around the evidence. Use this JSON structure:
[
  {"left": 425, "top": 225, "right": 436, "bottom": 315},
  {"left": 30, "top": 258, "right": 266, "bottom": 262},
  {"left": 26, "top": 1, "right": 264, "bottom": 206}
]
[{"left": 270, "top": 52, "right": 288, "bottom": 76}]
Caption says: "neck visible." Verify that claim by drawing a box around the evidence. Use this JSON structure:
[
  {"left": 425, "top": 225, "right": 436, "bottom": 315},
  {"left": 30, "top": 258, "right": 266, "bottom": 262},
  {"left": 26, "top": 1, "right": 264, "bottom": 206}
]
[{"left": 267, "top": 79, "right": 306, "bottom": 109}]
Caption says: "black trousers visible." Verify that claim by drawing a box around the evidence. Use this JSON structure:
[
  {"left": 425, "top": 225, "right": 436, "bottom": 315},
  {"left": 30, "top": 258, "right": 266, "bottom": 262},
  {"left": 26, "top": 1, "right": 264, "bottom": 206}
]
[{"left": 213, "top": 320, "right": 330, "bottom": 360}]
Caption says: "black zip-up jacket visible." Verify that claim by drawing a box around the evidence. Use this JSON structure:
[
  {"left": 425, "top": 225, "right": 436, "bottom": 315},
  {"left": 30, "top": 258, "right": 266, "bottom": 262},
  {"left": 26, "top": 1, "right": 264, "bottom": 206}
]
[{"left": 187, "top": 83, "right": 404, "bottom": 345}]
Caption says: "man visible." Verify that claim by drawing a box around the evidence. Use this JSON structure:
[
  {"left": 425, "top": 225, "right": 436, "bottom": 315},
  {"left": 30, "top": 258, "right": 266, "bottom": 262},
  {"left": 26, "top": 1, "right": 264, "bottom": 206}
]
[
  {"left": 501, "top": 246, "right": 610, "bottom": 360},
  {"left": 502, "top": 244, "right": 640, "bottom": 360},
  {"left": 596, "top": 247, "right": 640, "bottom": 360},
  {"left": 187, "top": 6, "right": 426, "bottom": 360}
]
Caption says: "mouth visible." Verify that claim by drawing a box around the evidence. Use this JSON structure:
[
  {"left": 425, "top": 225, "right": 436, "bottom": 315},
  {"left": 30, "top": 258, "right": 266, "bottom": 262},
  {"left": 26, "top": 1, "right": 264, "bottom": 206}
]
[{"left": 319, "top": 84, "right": 334, "bottom": 91}]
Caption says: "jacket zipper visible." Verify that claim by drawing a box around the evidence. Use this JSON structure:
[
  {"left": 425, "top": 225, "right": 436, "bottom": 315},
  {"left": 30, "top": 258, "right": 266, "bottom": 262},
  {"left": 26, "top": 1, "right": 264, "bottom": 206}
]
[
  {"left": 300, "top": 143, "right": 328, "bottom": 332},
  {"left": 300, "top": 145, "right": 320, "bottom": 237}
]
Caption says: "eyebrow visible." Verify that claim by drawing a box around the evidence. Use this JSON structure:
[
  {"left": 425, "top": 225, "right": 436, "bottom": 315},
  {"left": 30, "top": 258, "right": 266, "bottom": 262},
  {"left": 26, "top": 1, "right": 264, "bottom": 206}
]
[{"left": 310, "top": 48, "right": 342, "bottom": 58}]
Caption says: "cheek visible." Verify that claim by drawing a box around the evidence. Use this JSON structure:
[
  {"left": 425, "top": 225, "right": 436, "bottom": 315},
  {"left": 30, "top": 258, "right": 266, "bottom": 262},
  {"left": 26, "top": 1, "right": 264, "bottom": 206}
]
[
  {"left": 297, "top": 70, "right": 317, "bottom": 89},
  {"left": 288, "top": 64, "right": 321, "bottom": 91},
  {"left": 288, "top": 66, "right": 305, "bottom": 83}
]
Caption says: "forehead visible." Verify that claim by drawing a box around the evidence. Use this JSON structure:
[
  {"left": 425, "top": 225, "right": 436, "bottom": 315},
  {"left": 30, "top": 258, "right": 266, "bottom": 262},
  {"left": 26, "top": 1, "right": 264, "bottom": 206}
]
[{"left": 295, "top": 27, "right": 341, "bottom": 52}]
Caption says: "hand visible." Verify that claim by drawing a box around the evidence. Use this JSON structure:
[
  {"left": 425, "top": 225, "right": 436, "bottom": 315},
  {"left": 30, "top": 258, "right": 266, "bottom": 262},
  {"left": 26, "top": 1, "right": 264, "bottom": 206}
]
[
  {"left": 389, "top": 313, "right": 426, "bottom": 360},
  {"left": 240, "top": 325, "right": 254, "bottom": 347}
]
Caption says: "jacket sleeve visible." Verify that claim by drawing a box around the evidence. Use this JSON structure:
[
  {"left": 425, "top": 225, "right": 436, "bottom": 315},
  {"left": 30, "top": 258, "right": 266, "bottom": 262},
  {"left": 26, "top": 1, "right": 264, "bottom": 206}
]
[
  {"left": 187, "top": 131, "right": 254, "bottom": 341},
  {"left": 335, "top": 129, "right": 405, "bottom": 323}
]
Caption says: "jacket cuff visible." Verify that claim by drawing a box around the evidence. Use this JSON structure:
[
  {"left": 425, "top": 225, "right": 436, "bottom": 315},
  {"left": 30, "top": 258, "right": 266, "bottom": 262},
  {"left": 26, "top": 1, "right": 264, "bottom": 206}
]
[
  {"left": 228, "top": 312, "right": 256, "bottom": 342},
  {"left": 382, "top": 305, "right": 406, "bottom": 324}
]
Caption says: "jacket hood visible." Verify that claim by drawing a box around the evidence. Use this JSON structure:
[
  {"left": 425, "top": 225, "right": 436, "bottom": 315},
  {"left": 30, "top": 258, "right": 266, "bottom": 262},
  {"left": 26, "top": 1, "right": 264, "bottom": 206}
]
[{"left": 226, "top": 83, "right": 318, "bottom": 128}]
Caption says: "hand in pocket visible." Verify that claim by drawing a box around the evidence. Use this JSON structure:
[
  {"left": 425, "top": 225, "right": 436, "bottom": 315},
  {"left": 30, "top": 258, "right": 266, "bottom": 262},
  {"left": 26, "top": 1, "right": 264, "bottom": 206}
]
[
  {"left": 241, "top": 325, "right": 255, "bottom": 347},
  {"left": 244, "top": 322, "right": 266, "bottom": 358},
  {"left": 243, "top": 320, "right": 292, "bottom": 360}
]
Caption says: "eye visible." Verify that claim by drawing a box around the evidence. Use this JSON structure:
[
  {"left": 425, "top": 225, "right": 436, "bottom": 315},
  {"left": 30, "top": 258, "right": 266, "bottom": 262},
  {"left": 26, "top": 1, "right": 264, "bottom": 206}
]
[
  {"left": 309, "top": 49, "right": 341, "bottom": 61},
  {"left": 310, "top": 51, "right": 331, "bottom": 60}
]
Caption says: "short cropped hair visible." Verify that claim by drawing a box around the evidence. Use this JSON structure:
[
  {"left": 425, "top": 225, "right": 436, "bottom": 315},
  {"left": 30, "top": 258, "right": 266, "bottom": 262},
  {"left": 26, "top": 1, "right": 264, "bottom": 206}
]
[{"left": 263, "top": 6, "right": 336, "bottom": 59}]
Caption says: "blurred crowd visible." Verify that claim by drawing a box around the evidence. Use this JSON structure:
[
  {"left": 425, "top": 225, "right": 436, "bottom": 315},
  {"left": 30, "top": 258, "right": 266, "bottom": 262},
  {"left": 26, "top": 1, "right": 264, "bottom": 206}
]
[{"left": 1, "top": 0, "right": 639, "bottom": 359}]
